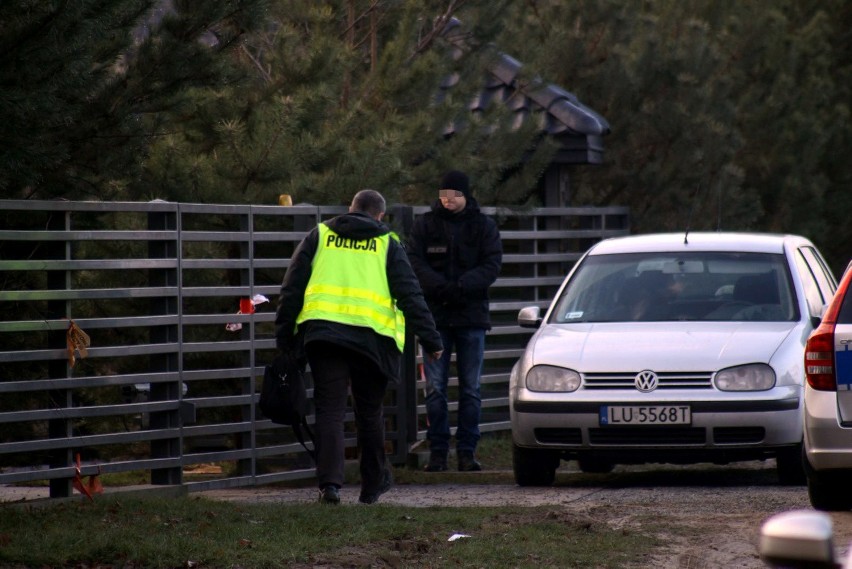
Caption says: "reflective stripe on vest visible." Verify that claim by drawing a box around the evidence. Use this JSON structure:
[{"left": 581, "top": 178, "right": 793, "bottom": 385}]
[{"left": 296, "top": 223, "right": 406, "bottom": 351}]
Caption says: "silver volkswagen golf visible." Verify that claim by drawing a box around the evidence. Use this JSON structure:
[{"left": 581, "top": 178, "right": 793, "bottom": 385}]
[{"left": 510, "top": 232, "right": 836, "bottom": 486}]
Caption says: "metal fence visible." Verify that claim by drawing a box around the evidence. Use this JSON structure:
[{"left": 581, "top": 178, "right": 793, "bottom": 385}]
[{"left": 0, "top": 199, "right": 628, "bottom": 498}]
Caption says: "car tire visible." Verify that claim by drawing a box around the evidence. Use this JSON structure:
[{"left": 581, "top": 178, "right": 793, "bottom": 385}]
[
  {"left": 807, "top": 470, "right": 852, "bottom": 511},
  {"left": 512, "top": 443, "right": 559, "bottom": 486},
  {"left": 775, "top": 443, "right": 806, "bottom": 485},
  {"left": 577, "top": 456, "right": 615, "bottom": 474}
]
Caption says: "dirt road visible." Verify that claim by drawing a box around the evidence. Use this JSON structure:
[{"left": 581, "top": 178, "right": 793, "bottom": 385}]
[{"left": 203, "top": 461, "right": 852, "bottom": 568}]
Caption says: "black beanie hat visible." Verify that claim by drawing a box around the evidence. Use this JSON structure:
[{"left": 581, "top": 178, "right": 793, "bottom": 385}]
[{"left": 440, "top": 170, "right": 470, "bottom": 198}]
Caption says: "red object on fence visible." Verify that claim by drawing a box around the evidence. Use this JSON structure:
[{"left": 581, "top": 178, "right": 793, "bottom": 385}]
[
  {"left": 239, "top": 298, "right": 255, "bottom": 314},
  {"left": 72, "top": 453, "right": 103, "bottom": 501}
]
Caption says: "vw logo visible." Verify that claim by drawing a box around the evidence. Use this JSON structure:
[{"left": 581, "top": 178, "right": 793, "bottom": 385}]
[{"left": 634, "top": 370, "right": 659, "bottom": 392}]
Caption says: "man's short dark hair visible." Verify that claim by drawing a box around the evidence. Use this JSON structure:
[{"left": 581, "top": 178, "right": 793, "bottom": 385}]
[{"left": 350, "top": 189, "right": 386, "bottom": 217}]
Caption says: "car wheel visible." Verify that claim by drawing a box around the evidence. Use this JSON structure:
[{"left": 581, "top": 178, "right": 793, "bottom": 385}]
[
  {"left": 577, "top": 456, "right": 614, "bottom": 474},
  {"left": 512, "top": 443, "right": 559, "bottom": 486},
  {"left": 807, "top": 470, "right": 852, "bottom": 511},
  {"left": 776, "top": 444, "right": 806, "bottom": 485}
]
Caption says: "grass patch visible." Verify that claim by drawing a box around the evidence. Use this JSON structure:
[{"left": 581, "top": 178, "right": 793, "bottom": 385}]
[
  {"left": 0, "top": 495, "right": 656, "bottom": 568},
  {"left": 3, "top": 433, "right": 666, "bottom": 567}
]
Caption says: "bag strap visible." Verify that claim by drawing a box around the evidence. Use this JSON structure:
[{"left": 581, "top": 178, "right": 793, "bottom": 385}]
[{"left": 293, "top": 418, "right": 316, "bottom": 461}]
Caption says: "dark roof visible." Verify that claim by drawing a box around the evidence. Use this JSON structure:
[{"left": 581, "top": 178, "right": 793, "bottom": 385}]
[{"left": 437, "top": 18, "right": 610, "bottom": 165}]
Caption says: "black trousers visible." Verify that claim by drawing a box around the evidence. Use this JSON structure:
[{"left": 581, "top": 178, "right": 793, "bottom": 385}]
[{"left": 305, "top": 341, "right": 389, "bottom": 494}]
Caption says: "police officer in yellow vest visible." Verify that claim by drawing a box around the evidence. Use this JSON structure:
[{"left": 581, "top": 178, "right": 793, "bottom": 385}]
[{"left": 275, "top": 189, "right": 443, "bottom": 505}]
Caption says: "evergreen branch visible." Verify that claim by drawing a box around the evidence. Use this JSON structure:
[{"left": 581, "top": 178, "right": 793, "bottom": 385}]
[
  {"left": 338, "top": 0, "right": 382, "bottom": 40},
  {"left": 240, "top": 43, "right": 273, "bottom": 84},
  {"left": 213, "top": 119, "right": 255, "bottom": 186},
  {"left": 87, "top": 130, "right": 182, "bottom": 139},
  {"left": 407, "top": 0, "right": 467, "bottom": 62},
  {"left": 525, "top": 0, "right": 549, "bottom": 37},
  {"left": 1, "top": 0, "right": 69, "bottom": 59},
  {"left": 243, "top": 125, "right": 286, "bottom": 195},
  {"left": 351, "top": 9, "right": 390, "bottom": 51}
]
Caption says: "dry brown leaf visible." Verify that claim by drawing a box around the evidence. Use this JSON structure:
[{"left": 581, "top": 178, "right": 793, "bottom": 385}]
[{"left": 66, "top": 320, "right": 91, "bottom": 368}]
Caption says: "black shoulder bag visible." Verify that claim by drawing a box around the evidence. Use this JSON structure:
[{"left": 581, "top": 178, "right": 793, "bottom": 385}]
[{"left": 258, "top": 355, "right": 316, "bottom": 460}]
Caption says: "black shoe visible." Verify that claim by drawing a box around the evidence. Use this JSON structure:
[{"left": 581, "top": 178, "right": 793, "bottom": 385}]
[
  {"left": 318, "top": 485, "right": 340, "bottom": 505},
  {"left": 359, "top": 467, "right": 393, "bottom": 504},
  {"left": 458, "top": 451, "right": 482, "bottom": 472},
  {"left": 423, "top": 450, "right": 448, "bottom": 472}
]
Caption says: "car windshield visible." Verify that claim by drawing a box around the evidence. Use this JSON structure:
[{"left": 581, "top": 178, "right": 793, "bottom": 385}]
[{"left": 550, "top": 251, "right": 798, "bottom": 323}]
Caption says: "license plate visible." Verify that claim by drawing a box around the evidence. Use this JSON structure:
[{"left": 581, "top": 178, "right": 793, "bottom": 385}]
[{"left": 600, "top": 405, "right": 691, "bottom": 425}]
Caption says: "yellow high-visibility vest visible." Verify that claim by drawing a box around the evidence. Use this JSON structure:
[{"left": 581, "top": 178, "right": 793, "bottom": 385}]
[{"left": 296, "top": 223, "right": 406, "bottom": 351}]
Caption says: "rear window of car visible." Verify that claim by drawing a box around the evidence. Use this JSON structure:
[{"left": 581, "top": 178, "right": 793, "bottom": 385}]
[
  {"left": 550, "top": 251, "right": 798, "bottom": 323},
  {"left": 837, "top": 285, "right": 852, "bottom": 325}
]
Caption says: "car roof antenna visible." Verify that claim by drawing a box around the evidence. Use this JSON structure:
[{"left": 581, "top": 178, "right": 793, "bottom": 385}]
[{"left": 683, "top": 183, "right": 701, "bottom": 245}]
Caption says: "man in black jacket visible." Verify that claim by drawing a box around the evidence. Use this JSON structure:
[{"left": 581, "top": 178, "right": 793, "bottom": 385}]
[
  {"left": 407, "top": 171, "right": 503, "bottom": 472},
  {"left": 275, "top": 189, "right": 443, "bottom": 505}
]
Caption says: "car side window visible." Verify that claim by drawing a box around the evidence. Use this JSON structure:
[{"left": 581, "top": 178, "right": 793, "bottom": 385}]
[
  {"left": 837, "top": 263, "right": 852, "bottom": 325},
  {"left": 794, "top": 250, "right": 829, "bottom": 317},
  {"left": 838, "top": 289, "right": 852, "bottom": 324},
  {"left": 800, "top": 247, "right": 837, "bottom": 297}
]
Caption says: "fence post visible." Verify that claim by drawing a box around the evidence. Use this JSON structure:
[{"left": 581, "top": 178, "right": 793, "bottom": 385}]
[
  {"left": 386, "top": 204, "right": 417, "bottom": 458},
  {"left": 148, "top": 207, "right": 182, "bottom": 485},
  {"left": 400, "top": 332, "right": 418, "bottom": 456},
  {"left": 46, "top": 209, "right": 72, "bottom": 498},
  {"left": 237, "top": 208, "right": 255, "bottom": 478}
]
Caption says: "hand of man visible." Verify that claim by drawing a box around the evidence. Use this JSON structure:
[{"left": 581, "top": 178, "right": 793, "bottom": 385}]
[{"left": 430, "top": 350, "right": 443, "bottom": 361}]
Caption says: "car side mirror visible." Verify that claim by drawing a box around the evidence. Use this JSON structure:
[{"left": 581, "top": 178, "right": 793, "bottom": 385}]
[
  {"left": 518, "top": 306, "right": 542, "bottom": 329},
  {"left": 759, "top": 510, "right": 839, "bottom": 568}
]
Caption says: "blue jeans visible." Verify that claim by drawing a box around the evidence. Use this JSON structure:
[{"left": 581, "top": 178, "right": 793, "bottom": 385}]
[{"left": 424, "top": 327, "right": 486, "bottom": 453}]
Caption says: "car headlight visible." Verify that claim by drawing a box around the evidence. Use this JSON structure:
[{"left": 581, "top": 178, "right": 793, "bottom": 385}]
[
  {"left": 714, "top": 363, "right": 776, "bottom": 391},
  {"left": 526, "top": 365, "right": 581, "bottom": 392}
]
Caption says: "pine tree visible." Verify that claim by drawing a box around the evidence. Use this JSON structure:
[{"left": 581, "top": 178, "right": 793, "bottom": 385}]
[
  {"left": 4, "top": 0, "right": 849, "bottom": 272},
  {"left": 497, "top": 0, "right": 849, "bottom": 263},
  {"left": 497, "top": 0, "right": 749, "bottom": 232},
  {"left": 721, "top": 0, "right": 847, "bottom": 269},
  {"left": 813, "top": 0, "right": 852, "bottom": 273},
  {"left": 0, "top": 0, "right": 268, "bottom": 200},
  {"left": 135, "top": 0, "right": 550, "bottom": 207}
]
